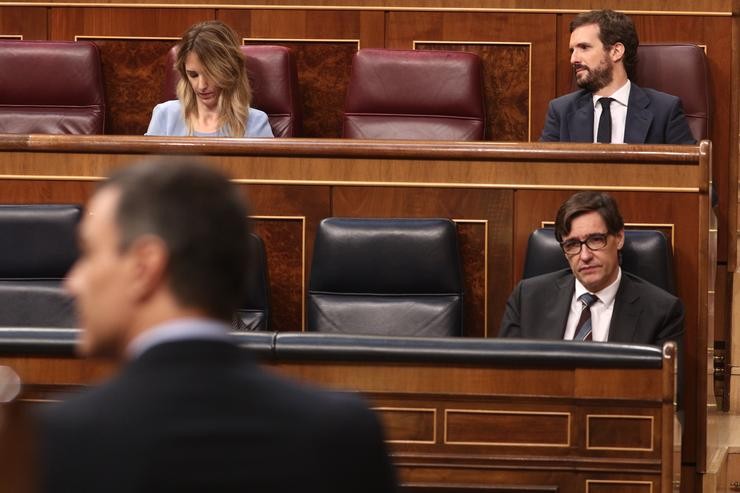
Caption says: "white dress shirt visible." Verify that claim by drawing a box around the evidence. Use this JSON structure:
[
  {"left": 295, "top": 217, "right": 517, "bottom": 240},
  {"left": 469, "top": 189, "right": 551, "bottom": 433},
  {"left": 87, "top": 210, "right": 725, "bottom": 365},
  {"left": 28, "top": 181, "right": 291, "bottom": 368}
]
[
  {"left": 592, "top": 80, "right": 631, "bottom": 144},
  {"left": 563, "top": 268, "right": 621, "bottom": 342}
]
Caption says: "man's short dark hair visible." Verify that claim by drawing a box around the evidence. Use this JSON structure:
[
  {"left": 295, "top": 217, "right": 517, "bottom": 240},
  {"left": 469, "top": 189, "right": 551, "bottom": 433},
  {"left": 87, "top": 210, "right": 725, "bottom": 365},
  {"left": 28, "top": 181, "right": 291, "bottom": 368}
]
[
  {"left": 103, "top": 158, "right": 250, "bottom": 321},
  {"left": 554, "top": 191, "right": 624, "bottom": 242},
  {"left": 570, "top": 9, "right": 639, "bottom": 77}
]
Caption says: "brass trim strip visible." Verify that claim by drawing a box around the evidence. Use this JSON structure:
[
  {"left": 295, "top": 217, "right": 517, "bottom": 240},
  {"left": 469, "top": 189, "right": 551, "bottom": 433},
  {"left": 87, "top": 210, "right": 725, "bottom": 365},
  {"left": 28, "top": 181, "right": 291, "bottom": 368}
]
[
  {"left": 452, "top": 219, "right": 489, "bottom": 336},
  {"left": 0, "top": 4, "right": 732, "bottom": 16},
  {"left": 0, "top": 35, "right": 23, "bottom": 40},
  {"left": 586, "top": 479, "right": 653, "bottom": 493},
  {"left": 0, "top": 175, "right": 703, "bottom": 192},
  {"left": 586, "top": 414, "right": 655, "bottom": 452},
  {"left": 444, "top": 408, "right": 572, "bottom": 447},
  {"left": 75, "top": 35, "right": 179, "bottom": 41},
  {"left": 372, "top": 406, "right": 437, "bottom": 444},
  {"left": 250, "top": 215, "right": 306, "bottom": 331},
  {"left": 244, "top": 37, "right": 361, "bottom": 50},
  {"left": 413, "top": 40, "right": 532, "bottom": 142}
]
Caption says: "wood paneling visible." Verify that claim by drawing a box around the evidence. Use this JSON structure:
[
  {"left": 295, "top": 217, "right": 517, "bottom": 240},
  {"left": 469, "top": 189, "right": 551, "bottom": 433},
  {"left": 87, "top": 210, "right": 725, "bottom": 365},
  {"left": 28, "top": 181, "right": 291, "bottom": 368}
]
[
  {"left": 386, "top": 12, "right": 556, "bottom": 142},
  {"left": 0, "top": 7, "right": 47, "bottom": 40}
]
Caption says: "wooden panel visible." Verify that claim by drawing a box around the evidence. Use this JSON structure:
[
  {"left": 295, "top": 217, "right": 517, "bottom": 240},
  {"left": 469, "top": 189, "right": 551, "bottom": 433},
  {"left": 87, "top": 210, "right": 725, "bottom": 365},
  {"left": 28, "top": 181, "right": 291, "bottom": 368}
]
[
  {"left": 0, "top": 180, "right": 95, "bottom": 204},
  {"left": 374, "top": 407, "right": 436, "bottom": 443},
  {"left": 445, "top": 409, "right": 570, "bottom": 447},
  {"left": 587, "top": 415, "right": 654, "bottom": 451},
  {"left": 386, "top": 12, "right": 557, "bottom": 143},
  {"left": 586, "top": 481, "right": 653, "bottom": 493},
  {"left": 415, "top": 42, "right": 530, "bottom": 142},
  {"left": 330, "top": 186, "right": 513, "bottom": 338},
  {"left": 0, "top": 7, "right": 47, "bottom": 40}
]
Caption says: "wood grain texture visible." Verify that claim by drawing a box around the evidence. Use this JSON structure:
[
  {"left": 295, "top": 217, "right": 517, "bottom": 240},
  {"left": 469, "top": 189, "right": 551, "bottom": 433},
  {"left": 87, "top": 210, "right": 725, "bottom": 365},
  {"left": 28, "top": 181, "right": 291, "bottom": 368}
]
[{"left": 0, "top": 7, "right": 47, "bottom": 40}]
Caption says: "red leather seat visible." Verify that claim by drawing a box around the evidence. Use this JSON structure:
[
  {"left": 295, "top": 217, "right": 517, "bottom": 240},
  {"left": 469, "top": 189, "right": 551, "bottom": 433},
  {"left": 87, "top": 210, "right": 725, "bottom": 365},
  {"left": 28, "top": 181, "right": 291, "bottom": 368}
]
[
  {"left": 632, "top": 44, "right": 709, "bottom": 141},
  {"left": 162, "top": 45, "right": 303, "bottom": 137},
  {"left": 0, "top": 40, "right": 105, "bottom": 134},
  {"left": 342, "top": 49, "right": 485, "bottom": 140}
]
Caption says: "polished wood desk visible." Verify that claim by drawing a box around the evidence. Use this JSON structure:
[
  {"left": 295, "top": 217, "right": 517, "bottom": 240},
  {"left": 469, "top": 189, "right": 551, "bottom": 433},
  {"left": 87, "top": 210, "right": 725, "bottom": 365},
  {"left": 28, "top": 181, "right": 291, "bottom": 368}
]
[
  {"left": 0, "top": 331, "right": 676, "bottom": 493},
  {"left": 0, "top": 135, "right": 713, "bottom": 490}
]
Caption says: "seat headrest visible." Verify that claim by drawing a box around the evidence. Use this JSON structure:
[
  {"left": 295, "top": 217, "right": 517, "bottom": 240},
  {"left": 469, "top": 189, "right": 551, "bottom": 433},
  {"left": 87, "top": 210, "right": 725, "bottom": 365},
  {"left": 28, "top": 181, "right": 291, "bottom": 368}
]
[
  {"left": 0, "top": 40, "right": 105, "bottom": 134},
  {"left": 0, "top": 205, "right": 81, "bottom": 279},
  {"left": 310, "top": 218, "right": 462, "bottom": 293}
]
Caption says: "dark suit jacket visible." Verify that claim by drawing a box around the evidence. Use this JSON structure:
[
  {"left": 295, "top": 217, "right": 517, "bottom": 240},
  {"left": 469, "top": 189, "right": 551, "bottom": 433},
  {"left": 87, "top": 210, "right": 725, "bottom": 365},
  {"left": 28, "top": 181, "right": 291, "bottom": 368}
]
[
  {"left": 540, "top": 83, "right": 696, "bottom": 144},
  {"left": 498, "top": 269, "right": 684, "bottom": 349},
  {"left": 38, "top": 338, "right": 396, "bottom": 493}
]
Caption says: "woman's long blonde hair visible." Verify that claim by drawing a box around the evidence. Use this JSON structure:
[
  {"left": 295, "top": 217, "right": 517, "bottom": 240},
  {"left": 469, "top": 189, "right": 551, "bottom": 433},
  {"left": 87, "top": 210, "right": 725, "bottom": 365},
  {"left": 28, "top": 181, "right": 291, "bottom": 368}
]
[{"left": 175, "top": 21, "right": 252, "bottom": 137}]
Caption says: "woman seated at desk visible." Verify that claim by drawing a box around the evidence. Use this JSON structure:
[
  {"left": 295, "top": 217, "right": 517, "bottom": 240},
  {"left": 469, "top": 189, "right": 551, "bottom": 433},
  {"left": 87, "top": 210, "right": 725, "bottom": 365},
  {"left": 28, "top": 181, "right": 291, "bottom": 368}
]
[{"left": 146, "top": 20, "right": 274, "bottom": 138}]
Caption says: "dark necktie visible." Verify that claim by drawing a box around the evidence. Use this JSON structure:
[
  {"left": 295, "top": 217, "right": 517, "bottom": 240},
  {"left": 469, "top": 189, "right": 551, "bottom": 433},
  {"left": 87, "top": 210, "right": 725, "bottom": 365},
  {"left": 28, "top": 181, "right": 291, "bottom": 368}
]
[
  {"left": 596, "top": 97, "right": 614, "bottom": 143},
  {"left": 574, "top": 292, "right": 599, "bottom": 341}
]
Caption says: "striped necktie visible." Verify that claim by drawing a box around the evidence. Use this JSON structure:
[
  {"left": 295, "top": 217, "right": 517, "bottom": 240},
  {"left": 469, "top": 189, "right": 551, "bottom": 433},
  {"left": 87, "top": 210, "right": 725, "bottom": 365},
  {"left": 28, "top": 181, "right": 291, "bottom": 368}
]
[{"left": 574, "top": 292, "right": 599, "bottom": 341}]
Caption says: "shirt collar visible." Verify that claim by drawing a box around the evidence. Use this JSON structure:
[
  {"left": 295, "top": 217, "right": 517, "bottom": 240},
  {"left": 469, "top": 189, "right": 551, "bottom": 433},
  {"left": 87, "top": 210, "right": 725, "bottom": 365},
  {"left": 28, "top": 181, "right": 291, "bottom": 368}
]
[
  {"left": 126, "top": 317, "right": 232, "bottom": 360},
  {"left": 592, "top": 79, "right": 631, "bottom": 108},
  {"left": 574, "top": 267, "right": 622, "bottom": 306}
]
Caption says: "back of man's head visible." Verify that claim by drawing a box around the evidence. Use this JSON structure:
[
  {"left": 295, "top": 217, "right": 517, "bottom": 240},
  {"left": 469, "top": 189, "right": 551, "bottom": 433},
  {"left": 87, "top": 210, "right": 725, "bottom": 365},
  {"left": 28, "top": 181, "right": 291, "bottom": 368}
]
[
  {"left": 570, "top": 9, "right": 639, "bottom": 77},
  {"left": 103, "top": 158, "right": 250, "bottom": 321}
]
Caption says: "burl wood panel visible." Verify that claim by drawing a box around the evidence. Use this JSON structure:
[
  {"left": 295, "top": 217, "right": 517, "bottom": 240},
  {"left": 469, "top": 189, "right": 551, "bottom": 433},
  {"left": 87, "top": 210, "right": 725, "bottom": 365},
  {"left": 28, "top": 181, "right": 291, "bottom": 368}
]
[
  {"left": 251, "top": 218, "right": 304, "bottom": 332},
  {"left": 0, "top": 180, "right": 95, "bottom": 204},
  {"left": 89, "top": 39, "right": 177, "bottom": 135},
  {"left": 415, "top": 43, "right": 530, "bottom": 142},
  {"left": 445, "top": 410, "right": 570, "bottom": 446},
  {"left": 243, "top": 40, "right": 357, "bottom": 138},
  {"left": 0, "top": 7, "right": 47, "bottom": 40},
  {"left": 386, "top": 12, "right": 557, "bottom": 143},
  {"left": 331, "top": 187, "right": 514, "bottom": 338}
]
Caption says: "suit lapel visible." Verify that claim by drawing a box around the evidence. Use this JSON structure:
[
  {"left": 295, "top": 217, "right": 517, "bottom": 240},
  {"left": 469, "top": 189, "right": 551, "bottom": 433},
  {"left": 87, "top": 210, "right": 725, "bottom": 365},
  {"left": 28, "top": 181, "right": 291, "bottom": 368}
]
[
  {"left": 540, "top": 273, "right": 575, "bottom": 339},
  {"left": 566, "top": 91, "right": 595, "bottom": 142},
  {"left": 608, "top": 275, "right": 642, "bottom": 342},
  {"left": 624, "top": 83, "right": 653, "bottom": 144}
]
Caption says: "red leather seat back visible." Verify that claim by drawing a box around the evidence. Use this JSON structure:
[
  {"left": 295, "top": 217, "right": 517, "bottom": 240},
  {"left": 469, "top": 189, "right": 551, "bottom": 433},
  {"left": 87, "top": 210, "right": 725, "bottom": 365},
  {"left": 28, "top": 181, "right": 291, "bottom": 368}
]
[
  {"left": 632, "top": 44, "right": 709, "bottom": 141},
  {"left": 342, "top": 49, "right": 485, "bottom": 141},
  {"left": 162, "top": 45, "right": 303, "bottom": 137},
  {"left": 0, "top": 40, "right": 105, "bottom": 134}
]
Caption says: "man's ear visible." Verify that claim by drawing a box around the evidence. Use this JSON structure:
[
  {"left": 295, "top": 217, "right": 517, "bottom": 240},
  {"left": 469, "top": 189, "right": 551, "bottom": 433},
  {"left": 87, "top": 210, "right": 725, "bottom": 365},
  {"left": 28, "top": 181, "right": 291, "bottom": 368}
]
[
  {"left": 615, "top": 229, "right": 625, "bottom": 250},
  {"left": 610, "top": 42, "right": 625, "bottom": 63},
  {"left": 127, "top": 235, "right": 169, "bottom": 301}
]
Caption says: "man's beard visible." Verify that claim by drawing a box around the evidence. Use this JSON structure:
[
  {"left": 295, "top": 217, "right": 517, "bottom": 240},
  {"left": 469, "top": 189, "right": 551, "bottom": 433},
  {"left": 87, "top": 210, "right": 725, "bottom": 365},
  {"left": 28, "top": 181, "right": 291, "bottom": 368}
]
[{"left": 574, "top": 57, "right": 613, "bottom": 93}]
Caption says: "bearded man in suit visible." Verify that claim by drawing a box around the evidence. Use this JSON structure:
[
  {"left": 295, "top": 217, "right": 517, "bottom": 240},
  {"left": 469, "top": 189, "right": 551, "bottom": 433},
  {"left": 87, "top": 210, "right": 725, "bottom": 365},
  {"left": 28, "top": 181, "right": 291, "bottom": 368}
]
[
  {"left": 540, "top": 9, "right": 695, "bottom": 145},
  {"left": 37, "top": 158, "right": 396, "bottom": 493}
]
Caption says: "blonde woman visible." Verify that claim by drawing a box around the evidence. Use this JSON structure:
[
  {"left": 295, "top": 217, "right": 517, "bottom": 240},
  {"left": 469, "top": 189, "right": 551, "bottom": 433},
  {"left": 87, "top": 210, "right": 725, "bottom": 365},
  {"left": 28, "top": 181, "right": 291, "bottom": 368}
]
[{"left": 146, "top": 21, "right": 273, "bottom": 138}]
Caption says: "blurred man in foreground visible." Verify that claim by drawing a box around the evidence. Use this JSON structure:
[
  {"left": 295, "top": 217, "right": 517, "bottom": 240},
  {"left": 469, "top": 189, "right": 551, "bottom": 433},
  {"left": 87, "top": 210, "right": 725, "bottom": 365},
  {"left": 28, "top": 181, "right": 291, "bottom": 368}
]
[{"left": 38, "top": 158, "right": 396, "bottom": 493}]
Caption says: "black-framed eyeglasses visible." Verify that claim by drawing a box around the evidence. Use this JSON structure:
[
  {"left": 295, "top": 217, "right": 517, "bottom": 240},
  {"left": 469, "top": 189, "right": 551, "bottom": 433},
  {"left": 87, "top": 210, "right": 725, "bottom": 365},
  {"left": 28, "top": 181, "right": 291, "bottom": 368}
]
[{"left": 560, "top": 233, "right": 609, "bottom": 255}]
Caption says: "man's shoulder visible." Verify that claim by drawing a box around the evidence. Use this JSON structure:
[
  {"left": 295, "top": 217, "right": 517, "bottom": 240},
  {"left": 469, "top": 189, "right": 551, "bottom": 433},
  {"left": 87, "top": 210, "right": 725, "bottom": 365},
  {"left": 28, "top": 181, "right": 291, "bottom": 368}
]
[
  {"left": 620, "top": 270, "right": 681, "bottom": 303},
  {"left": 548, "top": 89, "right": 591, "bottom": 109},
  {"left": 631, "top": 83, "right": 680, "bottom": 106},
  {"left": 519, "top": 268, "right": 573, "bottom": 288}
]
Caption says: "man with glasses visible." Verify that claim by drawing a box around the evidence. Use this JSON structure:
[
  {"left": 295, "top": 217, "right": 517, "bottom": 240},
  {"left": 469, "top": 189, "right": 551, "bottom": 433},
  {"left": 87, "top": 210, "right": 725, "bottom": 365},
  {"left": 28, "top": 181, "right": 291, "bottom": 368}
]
[{"left": 499, "top": 191, "right": 684, "bottom": 347}]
